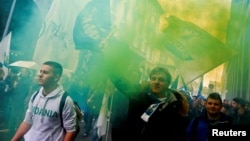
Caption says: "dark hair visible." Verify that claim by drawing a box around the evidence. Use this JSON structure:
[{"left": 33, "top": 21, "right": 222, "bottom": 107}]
[
  {"left": 232, "top": 97, "right": 246, "bottom": 107},
  {"left": 207, "top": 92, "right": 222, "bottom": 104},
  {"left": 43, "top": 61, "right": 63, "bottom": 77},
  {"left": 149, "top": 67, "right": 172, "bottom": 84}
]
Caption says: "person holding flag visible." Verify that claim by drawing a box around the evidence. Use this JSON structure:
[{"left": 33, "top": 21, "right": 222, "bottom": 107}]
[{"left": 111, "top": 67, "right": 190, "bottom": 141}]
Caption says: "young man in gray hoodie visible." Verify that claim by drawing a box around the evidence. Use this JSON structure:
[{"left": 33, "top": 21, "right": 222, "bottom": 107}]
[{"left": 11, "top": 61, "right": 77, "bottom": 141}]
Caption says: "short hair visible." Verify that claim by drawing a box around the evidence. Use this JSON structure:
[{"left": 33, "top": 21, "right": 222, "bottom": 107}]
[
  {"left": 149, "top": 67, "right": 172, "bottom": 84},
  {"left": 207, "top": 92, "right": 222, "bottom": 104},
  {"left": 232, "top": 97, "right": 246, "bottom": 107},
  {"left": 43, "top": 61, "right": 63, "bottom": 77}
]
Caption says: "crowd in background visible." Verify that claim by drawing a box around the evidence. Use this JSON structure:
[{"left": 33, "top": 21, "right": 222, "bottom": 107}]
[
  {"left": 188, "top": 94, "right": 250, "bottom": 124},
  {"left": 1, "top": 61, "right": 250, "bottom": 141},
  {"left": 0, "top": 63, "right": 39, "bottom": 136}
]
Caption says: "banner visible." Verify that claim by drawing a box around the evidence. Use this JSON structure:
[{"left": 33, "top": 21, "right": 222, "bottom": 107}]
[
  {"left": 0, "top": 32, "right": 11, "bottom": 77},
  {"left": 73, "top": 0, "right": 111, "bottom": 51},
  {"left": 96, "top": 80, "right": 115, "bottom": 138},
  {"left": 33, "top": 0, "right": 90, "bottom": 70},
  {"left": 163, "top": 16, "right": 237, "bottom": 84},
  {"left": 170, "top": 75, "right": 179, "bottom": 89},
  {"left": 96, "top": 91, "right": 109, "bottom": 138},
  {"left": 197, "top": 76, "right": 204, "bottom": 96}
]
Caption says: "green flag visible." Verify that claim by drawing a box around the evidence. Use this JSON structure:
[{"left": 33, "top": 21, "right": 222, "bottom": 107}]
[{"left": 163, "top": 16, "right": 237, "bottom": 84}]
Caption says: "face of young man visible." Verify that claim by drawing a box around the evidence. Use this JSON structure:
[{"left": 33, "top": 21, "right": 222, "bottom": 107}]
[
  {"left": 38, "top": 64, "right": 58, "bottom": 87},
  {"left": 231, "top": 101, "right": 238, "bottom": 109},
  {"left": 149, "top": 73, "right": 169, "bottom": 96},
  {"left": 205, "top": 98, "right": 222, "bottom": 115}
]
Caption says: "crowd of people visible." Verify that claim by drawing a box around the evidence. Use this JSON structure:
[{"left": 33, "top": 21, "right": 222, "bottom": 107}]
[
  {"left": 0, "top": 62, "right": 38, "bottom": 136},
  {"left": 0, "top": 61, "right": 250, "bottom": 141}
]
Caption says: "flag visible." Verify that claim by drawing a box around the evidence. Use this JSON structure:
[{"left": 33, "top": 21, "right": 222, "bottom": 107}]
[
  {"left": 0, "top": 32, "right": 11, "bottom": 77},
  {"left": 162, "top": 16, "right": 237, "bottom": 84},
  {"left": 179, "top": 76, "right": 189, "bottom": 91},
  {"left": 96, "top": 92, "right": 108, "bottom": 138},
  {"left": 96, "top": 81, "right": 113, "bottom": 138},
  {"left": 170, "top": 75, "right": 179, "bottom": 89},
  {"left": 33, "top": 0, "right": 53, "bottom": 18},
  {"left": 197, "top": 76, "right": 204, "bottom": 96},
  {"left": 33, "top": 0, "right": 90, "bottom": 71},
  {"left": 73, "top": 0, "right": 111, "bottom": 51}
]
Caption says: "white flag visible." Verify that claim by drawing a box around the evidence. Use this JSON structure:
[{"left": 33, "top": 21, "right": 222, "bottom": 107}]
[
  {"left": 33, "top": 0, "right": 90, "bottom": 70},
  {"left": 96, "top": 91, "right": 109, "bottom": 138},
  {"left": 0, "top": 32, "right": 11, "bottom": 77}
]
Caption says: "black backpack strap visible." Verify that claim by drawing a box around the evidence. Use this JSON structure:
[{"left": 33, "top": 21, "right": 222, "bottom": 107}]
[
  {"left": 59, "top": 91, "right": 69, "bottom": 132},
  {"left": 31, "top": 90, "right": 39, "bottom": 103},
  {"left": 59, "top": 91, "right": 68, "bottom": 115}
]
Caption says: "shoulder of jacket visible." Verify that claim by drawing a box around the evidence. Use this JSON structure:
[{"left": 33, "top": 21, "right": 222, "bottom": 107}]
[{"left": 170, "top": 89, "right": 182, "bottom": 99}]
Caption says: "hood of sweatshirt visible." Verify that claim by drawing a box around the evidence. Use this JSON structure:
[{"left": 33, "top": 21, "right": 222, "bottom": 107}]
[
  {"left": 33, "top": 84, "right": 65, "bottom": 123},
  {"left": 38, "top": 84, "right": 64, "bottom": 99}
]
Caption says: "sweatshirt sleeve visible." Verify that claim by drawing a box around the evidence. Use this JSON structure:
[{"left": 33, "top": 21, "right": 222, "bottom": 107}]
[{"left": 62, "top": 96, "right": 77, "bottom": 132}]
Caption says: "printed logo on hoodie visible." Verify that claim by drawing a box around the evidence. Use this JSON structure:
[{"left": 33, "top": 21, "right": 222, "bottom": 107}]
[{"left": 32, "top": 106, "right": 58, "bottom": 118}]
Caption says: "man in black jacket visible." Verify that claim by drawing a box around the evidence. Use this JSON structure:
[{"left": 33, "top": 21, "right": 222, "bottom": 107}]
[{"left": 111, "top": 67, "right": 189, "bottom": 141}]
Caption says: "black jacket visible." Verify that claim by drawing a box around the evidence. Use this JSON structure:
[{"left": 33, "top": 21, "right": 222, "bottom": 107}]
[{"left": 112, "top": 89, "right": 188, "bottom": 141}]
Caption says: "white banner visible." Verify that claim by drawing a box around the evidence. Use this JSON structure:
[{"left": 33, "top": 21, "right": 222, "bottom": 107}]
[
  {"left": 33, "top": 0, "right": 90, "bottom": 71},
  {"left": 0, "top": 32, "right": 11, "bottom": 77}
]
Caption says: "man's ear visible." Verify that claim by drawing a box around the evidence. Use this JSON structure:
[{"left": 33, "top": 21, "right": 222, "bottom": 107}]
[{"left": 54, "top": 74, "right": 60, "bottom": 82}]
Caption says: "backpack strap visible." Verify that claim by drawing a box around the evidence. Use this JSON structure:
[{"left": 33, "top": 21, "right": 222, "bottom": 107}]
[
  {"left": 59, "top": 91, "right": 68, "bottom": 116},
  {"left": 31, "top": 90, "right": 39, "bottom": 103},
  {"left": 31, "top": 90, "right": 69, "bottom": 132},
  {"left": 31, "top": 90, "right": 68, "bottom": 108},
  {"left": 59, "top": 91, "right": 69, "bottom": 132}
]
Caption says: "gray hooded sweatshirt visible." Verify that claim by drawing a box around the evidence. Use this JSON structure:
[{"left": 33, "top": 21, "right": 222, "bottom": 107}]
[{"left": 23, "top": 84, "right": 76, "bottom": 141}]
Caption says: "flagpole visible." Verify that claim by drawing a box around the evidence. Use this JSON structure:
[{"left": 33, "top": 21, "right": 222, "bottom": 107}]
[
  {"left": 197, "top": 76, "right": 204, "bottom": 96},
  {"left": 105, "top": 89, "right": 114, "bottom": 141},
  {"left": 1, "top": 0, "right": 16, "bottom": 41}
]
